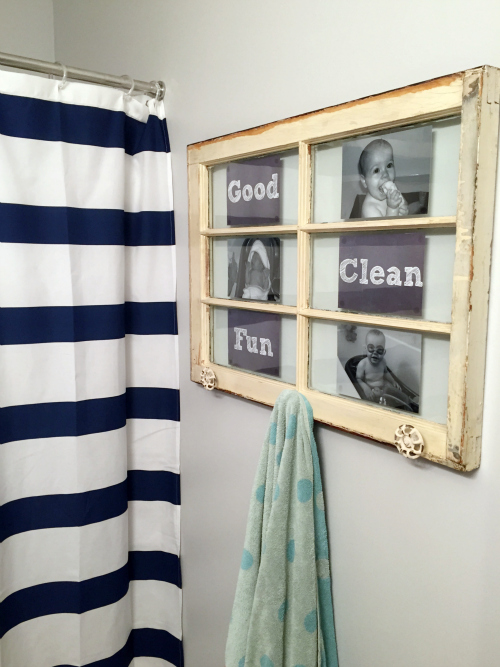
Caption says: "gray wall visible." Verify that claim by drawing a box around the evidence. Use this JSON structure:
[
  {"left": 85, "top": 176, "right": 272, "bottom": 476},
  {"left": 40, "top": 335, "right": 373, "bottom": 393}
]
[
  {"left": 52, "top": 2, "right": 500, "bottom": 665},
  {"left": 0, "top": 0, "right": 54, "bottom": 61}
]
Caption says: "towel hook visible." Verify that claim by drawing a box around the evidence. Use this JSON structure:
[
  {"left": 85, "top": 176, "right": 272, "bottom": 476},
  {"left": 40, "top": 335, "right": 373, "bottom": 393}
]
[
  {"left": 395, "top": 424, "right": 424, "bottom": 459},
  {"left": 54, "top": 62, "right": 68, "bottom": 90},
  {"left": 200, "top": 366, "right": 217, "bottom": 391}
]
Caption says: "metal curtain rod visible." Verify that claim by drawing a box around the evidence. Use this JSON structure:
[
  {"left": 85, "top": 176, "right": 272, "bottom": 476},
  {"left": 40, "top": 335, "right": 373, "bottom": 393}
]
[{"left": 0, "top": 51, "right": 165, "bottom": 100}]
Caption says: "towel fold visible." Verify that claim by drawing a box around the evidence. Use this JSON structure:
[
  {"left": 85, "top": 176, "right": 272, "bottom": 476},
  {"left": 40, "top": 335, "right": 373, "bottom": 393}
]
[{"left": 226, "top": 390, "right": 338, "bottom": 667}]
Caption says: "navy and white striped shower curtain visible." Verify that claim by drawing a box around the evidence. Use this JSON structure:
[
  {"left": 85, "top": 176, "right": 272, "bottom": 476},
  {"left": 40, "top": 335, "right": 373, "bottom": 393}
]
[{"left": 0, "top": 71, "right": 181, "bottom": 666}]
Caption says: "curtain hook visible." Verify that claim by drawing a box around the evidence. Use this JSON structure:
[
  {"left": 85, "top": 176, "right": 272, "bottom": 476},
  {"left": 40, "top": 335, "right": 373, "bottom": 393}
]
[
  {"left": 55, "top": 62, "right": 68, "bottom": 90},
  {"left": 121, "top": 75, "right": 135, "bottom": 99}
]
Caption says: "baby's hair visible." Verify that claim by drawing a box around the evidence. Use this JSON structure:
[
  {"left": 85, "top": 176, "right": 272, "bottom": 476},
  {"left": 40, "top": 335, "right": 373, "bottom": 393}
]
[
  {"left": 366, "top": 329, "right": 386, "bottom": 345},
  {"left": 358, "top": 139, "right": 394, "bottom": 176}
]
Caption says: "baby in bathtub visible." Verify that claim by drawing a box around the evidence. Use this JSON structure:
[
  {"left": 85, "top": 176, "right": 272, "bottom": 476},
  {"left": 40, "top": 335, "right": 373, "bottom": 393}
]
[
  {"left": 242, "top": 239, "right": 271, "bottom": 300},
  {"left": 358, "top": 139, "right": 409, "bottom": 218},
  {"left": 356, "top": 329, "right": 414, "bottom": 408}
]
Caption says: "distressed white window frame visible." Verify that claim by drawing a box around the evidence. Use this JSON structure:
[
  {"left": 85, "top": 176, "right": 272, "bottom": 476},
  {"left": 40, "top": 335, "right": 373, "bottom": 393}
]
[{"left": 188, "top": 67, "right": 500, "bottom": 471}]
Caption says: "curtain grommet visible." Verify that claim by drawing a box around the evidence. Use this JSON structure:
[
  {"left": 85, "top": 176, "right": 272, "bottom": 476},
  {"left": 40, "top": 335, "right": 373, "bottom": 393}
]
[
  {"left": 395, "top": 424, "right": 424, "bottom": 459},
  {"left": 200, "top": 367, "right": 216, "bottom": 391}
]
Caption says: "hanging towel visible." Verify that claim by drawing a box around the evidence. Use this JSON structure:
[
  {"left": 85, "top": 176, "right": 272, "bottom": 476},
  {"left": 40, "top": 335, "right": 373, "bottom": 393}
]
[{"left": 226, "top": 390, "right": 339, "bottom": 667}]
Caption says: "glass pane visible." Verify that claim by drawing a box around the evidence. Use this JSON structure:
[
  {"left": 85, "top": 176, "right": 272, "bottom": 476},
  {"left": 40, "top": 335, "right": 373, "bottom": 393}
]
[
  {"left": 212, "top": 235, "right": 297, "bottom": 306},
  {"left": 311, "top": 229, "right": 455, "bottom": 322},
  {"left": 212, "top": 306, "right": 296, "bottom": 384},
  {"left": 211, "top": 149, "right": 298, "bottom": 228},
  {"left": 312, "top": 117, "right": 461, "bottom": 223},
  {"left": 309, "top": 319, "right": 449, "bottom": 424}
]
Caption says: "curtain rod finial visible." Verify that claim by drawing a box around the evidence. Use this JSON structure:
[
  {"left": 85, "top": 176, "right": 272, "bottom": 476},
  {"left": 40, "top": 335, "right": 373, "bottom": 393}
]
[{"left": 154, "top": 81, "right": 165, "bottom": 102}]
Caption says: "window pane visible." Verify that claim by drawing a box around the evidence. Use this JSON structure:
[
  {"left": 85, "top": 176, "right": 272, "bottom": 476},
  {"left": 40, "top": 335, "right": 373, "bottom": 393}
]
[
  {"left": 312, "top": 117, "right": 461, "bottom": 223},
  {"left": 212, "top": 307, "right": 296, "bottom": 384},
  {"left": 309, "top": 318, "right": 449, "bottom": 424},
  {"left": 211, "top": 235, "right": 297, "bottom": 306},
  {"left": 211, "top": 149, "right": 298, "bottom": 228},
  {"left": 311, "top": 228, "right": 455, "bottom": 322}
]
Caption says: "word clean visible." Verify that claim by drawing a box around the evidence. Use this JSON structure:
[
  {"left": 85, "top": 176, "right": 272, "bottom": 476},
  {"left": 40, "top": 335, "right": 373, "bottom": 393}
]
[
  {"left": 339, "top": 258, "right": 423, "bottom": 287},
  {"left": 234, "top": 327, "right": 273, "bottom": 356},
  {"left": 228, "top": 174, "right": 279, "bottom": 203}
]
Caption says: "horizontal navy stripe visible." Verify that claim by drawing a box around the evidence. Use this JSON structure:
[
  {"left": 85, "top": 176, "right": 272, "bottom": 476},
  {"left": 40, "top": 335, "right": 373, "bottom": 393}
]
[
  {"left": 0, "top": 564, "right": 129, "bottom": 639},
  {"left": 126, "top": 301, "right": 178, "bottom": 336},
  {"left": 0, "top": 305, "right": 123, "bottom": 344},
  {"left": 56, "top": 628, "right": 183, "bottom": 667},
  {"left": 0, "top": 480, "right": 127, "bottom": 543},
  {"left": 129, "top": 551, "right": 182, "bottom": 588},
  {"left": 0, "top": 204, "right": 175, "bottom": 245},
  {"left": 0, "top": 93, "right": 170, "bottom": 154},
  {"left": 133, "top": 628, "right": 183, "bottom": 667},
  {"left": 127, "top": 210, "right": 175, "bottom": 246},
  {"left": 0, "top": 471, "right": 181, "bottom": 543},
  {"left": 0, "top": 395, "right": 126, "bottom": 444},
  {"left": 127, "top": 387, "right": 180, "bottom": 422},
  {"left": 0, "top": 302, "right": 177, "bottom": 344},
  {"left": 0, "top": 390, "right": 179, "bottom": 444},
  {"left": 128, "top": 470, "right": 180, "bottom": 505}
]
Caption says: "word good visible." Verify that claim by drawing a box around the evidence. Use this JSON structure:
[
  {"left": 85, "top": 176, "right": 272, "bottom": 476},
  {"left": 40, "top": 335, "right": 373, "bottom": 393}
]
[
  {"left": 339, "top": 258, "right": 423, "bottom": 287},
  {"left": 228, "top": 174, "right": 279, "bottom": 203},
  {"left": 234, "top": 327, "right": 273, "bottom": 356}
]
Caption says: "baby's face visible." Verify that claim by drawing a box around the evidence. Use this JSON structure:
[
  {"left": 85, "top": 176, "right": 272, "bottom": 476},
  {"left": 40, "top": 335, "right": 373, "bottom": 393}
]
[
  {"left": 251, "top": 253, "right": 265, "bottom": 271},
  {"left": 360, "top": 145, "right": 396, "bottom": 201},
  {"left": 366, "top": 333, "right": 386, "bottom": 366}
]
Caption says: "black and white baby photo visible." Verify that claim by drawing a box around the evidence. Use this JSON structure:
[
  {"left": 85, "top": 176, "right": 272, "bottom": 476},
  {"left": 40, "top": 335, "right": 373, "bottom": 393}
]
[
  {"left": 227, "top": 237, "right": 281, "bottom": 302},
  {"left": 337, "top": 324, "right": 421, "bottom": 414},
  {"left": 341, "top": 126, "right": 432, "bottom": 220}
]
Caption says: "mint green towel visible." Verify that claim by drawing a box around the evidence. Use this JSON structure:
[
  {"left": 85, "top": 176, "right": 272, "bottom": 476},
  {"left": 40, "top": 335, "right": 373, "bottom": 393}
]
[{"left": 226, "top": 390, "right": 339, "bottom": 667}]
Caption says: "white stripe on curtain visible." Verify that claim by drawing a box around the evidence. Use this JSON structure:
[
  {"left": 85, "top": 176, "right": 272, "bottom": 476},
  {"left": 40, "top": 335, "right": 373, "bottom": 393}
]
[
  {"left": 0, "top": 71, "right": 182, "bottom": 667},
  {"left": 0, "top": 138, "right": 173, "bottom": 211},
  {"left": 0, "top": 245, "right": 177, "bottom": 305}
]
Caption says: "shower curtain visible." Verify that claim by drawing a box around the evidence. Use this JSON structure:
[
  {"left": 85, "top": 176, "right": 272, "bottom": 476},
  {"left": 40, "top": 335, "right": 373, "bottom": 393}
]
[{"left": 0, "top": 71, "right": 181, "bottom": 666}]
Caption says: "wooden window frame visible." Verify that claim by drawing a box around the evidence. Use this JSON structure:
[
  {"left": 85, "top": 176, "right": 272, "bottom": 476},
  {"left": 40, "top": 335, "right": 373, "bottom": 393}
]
[{"left": 188, "top": 66, "right": 500, "bottom": 471}]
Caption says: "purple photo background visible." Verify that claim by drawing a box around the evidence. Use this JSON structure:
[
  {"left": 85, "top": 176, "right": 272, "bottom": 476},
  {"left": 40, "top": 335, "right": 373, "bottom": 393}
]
[
  {"left": 228, "top": 309, "right": 281, "bottom": 376},
  {"left": 338, "top": 232, "right": 425, "bottom": 316}
]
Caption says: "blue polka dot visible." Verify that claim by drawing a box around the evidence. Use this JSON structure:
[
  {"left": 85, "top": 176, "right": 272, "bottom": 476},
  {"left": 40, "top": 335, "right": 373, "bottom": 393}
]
[
  {"left": 297, "top": 478, "right": 313, "bottom": 503},
  {"left": 278, "top": 599, "right": 288, "bottom": 622},
  {"left": 304, "top": 609, "right": 317, "bottom": 633},
  {"left": 273, "top": 484, "right": 280, "bottom": 501},
  {"left": 286, "top": 415, "right": 297, "bottom": 439},
  {"left": 276, "top": 452, "right": 282, "bottom": 466},
  {"left": 238, "top": 657, "right": 245, "bottom": 667},
  {"left": 256, "top": 484, "right": 265, "bottom": 503},
  {"left": 241, "top": 549, "right": 254, "bottom": 570},
  {"left": 260, "top": 657, "right": 274, "bottom": 667},
  {"left": 287, "top": 539, "right": 295, "bottom": 562},
  {"left": 269, "top": 422, "right": 277, "bottom": 445}
]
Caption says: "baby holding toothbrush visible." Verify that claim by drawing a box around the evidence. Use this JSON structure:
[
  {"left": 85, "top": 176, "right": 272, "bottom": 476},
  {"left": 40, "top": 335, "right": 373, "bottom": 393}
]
[{"left": 358, "top": 138, "right": 409, "bottom": 218}]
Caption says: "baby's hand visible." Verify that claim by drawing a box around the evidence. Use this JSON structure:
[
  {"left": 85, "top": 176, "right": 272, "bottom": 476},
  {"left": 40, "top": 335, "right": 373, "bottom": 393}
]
[
  {"left": 398, "top": 196, "right": 409, "bottom": 217},
  {"left": 365, "top": 388, "right": 376, "bottom": 401},
  {"left": 380, "top": 181, "right": 404, "bottom": 213},
  {"left": 386, "top": 187, "right": 403, "bottom": 211}
]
